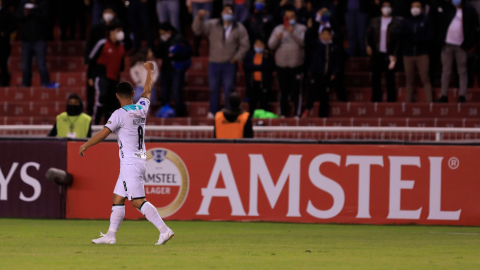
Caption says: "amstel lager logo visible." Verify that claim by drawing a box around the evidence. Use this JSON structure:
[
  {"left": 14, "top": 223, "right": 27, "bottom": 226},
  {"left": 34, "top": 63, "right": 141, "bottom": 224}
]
[{"left": 145, "top": 148, "right": 189, "bottom": 217}]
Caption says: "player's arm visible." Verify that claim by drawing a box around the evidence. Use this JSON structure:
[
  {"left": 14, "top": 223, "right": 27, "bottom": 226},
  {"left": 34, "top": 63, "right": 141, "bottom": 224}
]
[
  {"left": 141, "top": 61, "right": 155, "bottom": 100},
  {"left": 79, "top": 127, "right": 112, "bottom": 157}
]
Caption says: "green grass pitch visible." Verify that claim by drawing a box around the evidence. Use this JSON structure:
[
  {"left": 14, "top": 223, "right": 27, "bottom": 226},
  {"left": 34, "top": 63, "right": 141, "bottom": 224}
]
[{"left": 1, "top": 219, "right": 479, "bottom": 269}]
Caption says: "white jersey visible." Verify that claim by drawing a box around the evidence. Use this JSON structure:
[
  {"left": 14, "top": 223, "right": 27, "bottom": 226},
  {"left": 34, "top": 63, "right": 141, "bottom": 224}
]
[{"left": 105, "top": 97, "right": 150, "bottom": 165}]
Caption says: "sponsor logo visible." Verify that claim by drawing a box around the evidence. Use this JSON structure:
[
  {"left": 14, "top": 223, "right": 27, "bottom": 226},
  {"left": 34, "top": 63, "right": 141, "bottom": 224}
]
[
  {"left": 145, "top": 148, "right": 189, "bottom": 217},
  {"left": 140, "top": 101, "right": 146, "bottom": 106}
]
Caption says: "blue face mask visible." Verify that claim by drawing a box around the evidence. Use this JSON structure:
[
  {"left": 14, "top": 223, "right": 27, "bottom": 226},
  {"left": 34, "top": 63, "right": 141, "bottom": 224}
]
[
  {"left": 254, "top": 47, "right": 264, "bottom": 53},
  {"left": 289, "top": 19, "right": 296, "bottom": 25},
  {"left": 452, "top": 0, "right": 462, "bottom": 6},
  {"left": 222, "top": 14, "right": 233, "bottom": 22},
  {"left": 254, "top": 3, "right": 264, "bottom": 11}
]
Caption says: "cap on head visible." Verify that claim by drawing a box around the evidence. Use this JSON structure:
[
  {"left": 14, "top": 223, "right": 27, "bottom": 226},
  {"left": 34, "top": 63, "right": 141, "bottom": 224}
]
[{"left": 116, "top": 81, "right": 134, "bottom": 98}]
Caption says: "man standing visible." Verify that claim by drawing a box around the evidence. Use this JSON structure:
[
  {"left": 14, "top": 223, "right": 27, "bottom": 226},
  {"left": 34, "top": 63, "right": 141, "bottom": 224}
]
[
  {"left": 436, "top": 0, "right": 479, "bottom": 103},
  {"left": 268, "top": 5, "right": 306, "bottom": 117},
  {"left": 192, "top": 5, "right": 250, "bottom": 118}
]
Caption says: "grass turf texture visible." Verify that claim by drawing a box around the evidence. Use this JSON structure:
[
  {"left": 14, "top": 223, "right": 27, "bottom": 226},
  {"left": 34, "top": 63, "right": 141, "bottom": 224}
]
[{"left": 0, "top": 219, "right": 479, "bottom": 269}]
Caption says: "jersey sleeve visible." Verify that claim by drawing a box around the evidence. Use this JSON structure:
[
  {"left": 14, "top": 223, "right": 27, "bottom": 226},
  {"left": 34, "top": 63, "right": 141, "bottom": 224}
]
[
  {"left": 136, "top": 97, "right": 151, "bottom": 117},
  {"left": 105, "top": 110, "right": 123, "bottom": 132}
]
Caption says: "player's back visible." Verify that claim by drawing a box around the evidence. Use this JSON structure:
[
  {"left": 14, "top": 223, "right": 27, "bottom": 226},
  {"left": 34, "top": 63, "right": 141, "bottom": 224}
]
[{"left": 105, "top": 97, "right": 150, "bottom": 164}]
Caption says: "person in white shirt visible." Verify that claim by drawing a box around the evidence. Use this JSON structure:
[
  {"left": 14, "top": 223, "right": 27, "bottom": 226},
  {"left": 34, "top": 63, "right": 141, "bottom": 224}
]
[
  {"left": 366, "top": 1, "right": 402, "bottom": 102},
  {"left": 436, "top": 0, "right": 479, "bottom": 103},
  {"left": 79, "top": 62, "right": 175, "bottom": 246},
  {"left": 130, "top": 49, "right": 159, "bottom": 103}
]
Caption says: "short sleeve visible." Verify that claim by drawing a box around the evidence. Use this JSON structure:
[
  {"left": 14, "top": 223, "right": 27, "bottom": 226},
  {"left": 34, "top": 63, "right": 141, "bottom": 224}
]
[
  {"left": 105, "top": 110, "right": 123, "bottom": 132},
  {"left": 136, "top": 97, "right": 151, "bottom": 116}
]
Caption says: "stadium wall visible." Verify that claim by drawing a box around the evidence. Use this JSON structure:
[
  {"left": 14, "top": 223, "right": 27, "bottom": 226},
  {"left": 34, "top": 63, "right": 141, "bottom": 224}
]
[
  {"left": 0, "top": 140, "right": 66, "bottom": 218},
  {"left": 65, "top": 141, "right": 480, "bottom": 226}
]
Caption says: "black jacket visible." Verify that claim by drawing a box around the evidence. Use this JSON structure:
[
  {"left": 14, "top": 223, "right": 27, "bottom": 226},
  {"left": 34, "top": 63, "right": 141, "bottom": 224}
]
[
  {"left": 366, "top": 16, "right": 402, "bottom": 55},
  {"left": 244, "top": 11, "right": 274, "bottom": 44},
  {"left": 243, "top": 50, "right": 275, "bottom": 90},
  {"left": 305, "top": 24, "right": 341, "bottom": 76},
  {"left": 213, "top": 109, "right": 254, "bottom": 139},
  {"left": 154, "top": 31, "right": 192, "bottom": 72},
  {"left": 395, "top": 13, "right": 435, "bottom": 56},
  {"left": 0, "top": 8, "right": 15, "bottom": 46},
  {"left": 16, "top": 0, "right": 48, "bottom": 42},
  {"left": 434, "top": 1, "right": 479, "bottom": 50}
]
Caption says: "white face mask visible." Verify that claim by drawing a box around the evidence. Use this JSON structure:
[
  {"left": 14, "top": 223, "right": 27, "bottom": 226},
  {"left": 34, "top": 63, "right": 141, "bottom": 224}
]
[
  {"left": 103, "top": 13, "right": 114, "bottom": 22},
  {"left": 381, "top": 6, "right": 392, "bottom": 16},
  {"left": 160, "top": 34, "right": 171, "bottom": 42},
  {"left": 115, "top": 31, "right": 125, "bottom": 42},
  {"left": 411, "top": 7, "right": 422, "bottom": 16}
]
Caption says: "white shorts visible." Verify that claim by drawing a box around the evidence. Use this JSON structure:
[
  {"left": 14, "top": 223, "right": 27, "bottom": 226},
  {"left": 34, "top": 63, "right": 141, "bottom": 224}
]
[{"left": 113, "top": 163, "right": 146, "bottom": 200}]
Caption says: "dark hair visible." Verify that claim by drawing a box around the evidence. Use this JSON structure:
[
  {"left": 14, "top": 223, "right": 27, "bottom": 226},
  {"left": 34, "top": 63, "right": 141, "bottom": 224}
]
[
  {"left": 159, "top": 22, "right": 174, "bottom": 32},
  {"left": 282, "top": 4, "right": 296, "bottom": 13},
  {"left": 381, "top": 0, "right": 393, "bottom": 6},
  {"left": 116, "top": 81, "right": 134, "bottom": 98},
  {"left": 321, "top": 27, "right": 333, "bottom": 34},
  {"left": 228, "top": 92, "right": 242, "bottom": 110},
  {"left": 67, "top": 93, "right": 82, "bottom": 102},
  {"left": 223, "top": 4, "right": 234, "bottom": 11},
  {"left": 411, "top": 0, "right": 424, "bottom": 7},
  {"left": 107, "top": 22, "right": 122, "bottom": 32},
  {"left": 130, "top": 48, "right": 148, "bottom": 66}
]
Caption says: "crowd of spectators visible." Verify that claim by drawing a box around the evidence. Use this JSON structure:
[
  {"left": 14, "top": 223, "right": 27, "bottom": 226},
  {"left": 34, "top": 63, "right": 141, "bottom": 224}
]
[{"left": 0, "top": 0, "right": 480, "bottom": 121}]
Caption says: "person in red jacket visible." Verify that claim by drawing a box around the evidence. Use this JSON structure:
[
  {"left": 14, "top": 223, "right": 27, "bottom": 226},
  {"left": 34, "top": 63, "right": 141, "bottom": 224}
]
[{"left": 87, "top": 22, "right": 126, "bottom": 124}]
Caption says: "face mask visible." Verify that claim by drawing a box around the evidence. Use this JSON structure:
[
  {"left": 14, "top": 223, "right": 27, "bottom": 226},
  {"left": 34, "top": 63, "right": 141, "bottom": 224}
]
[
  {"left": 381, "top": 6, "right": 392, "bottom": 16},
  {"left": 103, "top": 13, "right": 114, "bottom": 22},
  {"left": 160, "top": 34, "right": 171, "bottom": 41},
  {"left": 320, "top": 38, "right": 333, "bottom": 45},
  {"left": 254, "top": 47, "right": 264, "bottom": 53},
  {"left": 66, "top": 105, "right": 83, "bottom": 116},
  {"left": 411, "top": 7, "right": 422, "bottom": 16},
  {"left": 116, "top": 31, "right": 125, "bottom": 41},
  {"left": 222, "top": 14, "right": 233, "bottom": 22},
  {"left": 254, "top": 2, "right": 264, "bottom": 11},
  {"left": 289, "top": 19, "right": 296, "bottom": 25},
  {"left": 452, "top": 0, "right": 461, "bottom": 7}
]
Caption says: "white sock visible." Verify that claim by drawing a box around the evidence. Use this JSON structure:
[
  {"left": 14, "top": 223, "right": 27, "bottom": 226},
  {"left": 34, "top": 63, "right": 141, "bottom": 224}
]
[
  {"left": 140, "top": 202, "right": 168, "bottom": 233},
  {"left": 107, "top": 205, "right": 125, "bottom": 238}
]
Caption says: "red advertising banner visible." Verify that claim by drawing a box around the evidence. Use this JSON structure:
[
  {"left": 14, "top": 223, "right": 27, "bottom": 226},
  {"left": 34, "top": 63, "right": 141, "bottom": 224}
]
[{"left": 66, "top": 141, "right": 480, "bottom": 226}]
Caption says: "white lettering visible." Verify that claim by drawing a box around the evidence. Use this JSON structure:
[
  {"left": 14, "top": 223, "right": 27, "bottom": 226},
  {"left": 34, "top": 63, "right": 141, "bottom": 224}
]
[
  {"left": 19, "top": 162, "right": 41, "bottom": 202},
  {"left": 427, "top": 157, "right": 461, "bottom": 220},
  {"left": 197, "top": 154, "right": 246, "bottom": 216},
  {"left": 0, "top": 162, "right": 19, "bottom": 201},
  {"left": 346, "top": 156, "right": 384, "bottom": 218},
  {"left": 248, "top": 155, "right": 301, "bottom": 217},
  {"left": 307, "top": 154, "right": 344, "bottom": 219},
  {"left": 387, "top": 157, "right": 422, "bottom": 219}
]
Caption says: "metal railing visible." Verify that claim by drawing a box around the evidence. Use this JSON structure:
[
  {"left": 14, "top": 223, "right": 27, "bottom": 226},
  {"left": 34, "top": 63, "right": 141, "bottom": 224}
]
[{"left": 1, "top": 125, "right": 480, "bottom": 142}]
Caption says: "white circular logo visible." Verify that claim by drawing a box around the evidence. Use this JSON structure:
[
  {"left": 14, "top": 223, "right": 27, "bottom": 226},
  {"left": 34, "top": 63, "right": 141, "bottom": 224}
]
[
  {"left": 145, "top": 148, "right": 189, "bottom": 217},
  {"left": 448, "top": 157, "right": 459, "bottom": 170}
]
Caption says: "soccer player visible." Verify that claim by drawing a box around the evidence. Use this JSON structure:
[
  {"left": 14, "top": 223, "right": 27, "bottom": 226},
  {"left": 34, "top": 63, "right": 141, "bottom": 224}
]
[{"left": 78, "top": 62, "right": 174, "bottom": 245}]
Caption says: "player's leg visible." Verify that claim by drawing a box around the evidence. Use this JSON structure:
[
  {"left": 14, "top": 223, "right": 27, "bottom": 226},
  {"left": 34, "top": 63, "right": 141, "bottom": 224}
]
[{"left": 131, "top": 198, "right": 174, "bottom": 245}]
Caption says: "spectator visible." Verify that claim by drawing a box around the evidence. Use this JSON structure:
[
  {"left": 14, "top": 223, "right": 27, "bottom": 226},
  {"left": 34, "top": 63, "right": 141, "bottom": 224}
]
[
  {"left": 214, "top": 92, "right": 254, "bottom": 139},
  {"left": 91, "top": 0, "right": 120, "bottom": 25},
  {"left": 156, "top": 0, "right": 180, "bottom": 31},
  {"left": 293, "top": 0, "right": 309, "bottom": 25},
  {"left": 366, "top": 1, "right": 401, "bottom": 102},
  {"left": 436, "top": 0, "right": 479, "bottom": 103},
  {"left": 0, "top": 0, "right": 15, "bottom": 86},
  {"left": 59, "top": 0, "right": 87, "bottom": 40},
  {"left": 85, "top": 7, "right": 131, "bottom": 115},
  {"left": 302, "top": 28, "right": 340, "bottom": 118},
  {"left": 340, "top": 0, "right": 370, "bottom": 57},
  {"left": 192, "top": 5, "right": 250, "bottom": 118},
  {"left": 130, "top": 48, "right": 159, "bottom": 103},
  {"left": 48, "top": 93, "right": 92, "bottom": 139},
  {"left": 87, "top": 23, "right": 126, "bottom": 124},
  {"left": 16, "top": 0, "right": 59, "bottom": 88},
  {"left": 223, "top": 0, "right": 250, "bottom": 23},
  {"left": 243, "top": 0, "right": 274, "bottom": 45},
  {"left": 127, "top": 0, "right": 154, "bottom": 51},
  {"left": 154, "top": 22, "right": 192, "bottom": 117},
  {"left": 268, "top": 5, "right": 306, "bottom": 117},
  {"left": 187, "top": 0, "right": 214, "bottom": 56},
  {"left": 243, "top": 39, "right": 275, "bottom": 116},
  {"left": 396, "top": 1, "right": 434, "bottom": 103}
]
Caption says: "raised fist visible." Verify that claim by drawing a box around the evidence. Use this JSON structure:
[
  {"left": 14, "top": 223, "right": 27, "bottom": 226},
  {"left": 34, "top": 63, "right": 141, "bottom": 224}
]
[{"left": 144, "top": 61, "right": 154, "bottom": 71}]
